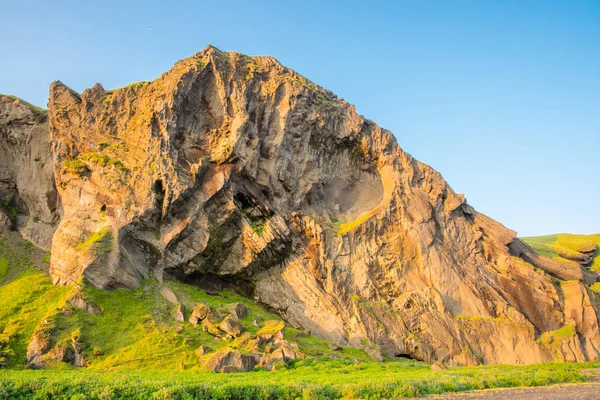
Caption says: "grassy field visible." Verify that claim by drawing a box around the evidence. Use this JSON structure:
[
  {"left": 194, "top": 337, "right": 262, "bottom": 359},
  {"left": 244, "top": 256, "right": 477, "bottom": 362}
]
[
  {"left": 0, "top": 361, "right": 595, "bottom": 399},
  {"left": 522, "top": 233, "right": 600, "bottom": 271}
]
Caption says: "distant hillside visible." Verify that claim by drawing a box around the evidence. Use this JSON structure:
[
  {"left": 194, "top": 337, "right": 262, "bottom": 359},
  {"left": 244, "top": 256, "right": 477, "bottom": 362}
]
[{"left": 522, "top": 234, "right": 600, "bottom": 274}]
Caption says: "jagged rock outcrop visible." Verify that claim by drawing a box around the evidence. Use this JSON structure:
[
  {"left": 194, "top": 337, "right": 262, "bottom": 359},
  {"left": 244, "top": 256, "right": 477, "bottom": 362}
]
[
  {"left": 3, "top": 45, "right": 600, "bottom": 366},
  {"left": 0, "top": 95, "right": 60, "bottom": 248},
  {"left": 26, "top": 318, "right": 86, "bottom": 368}
]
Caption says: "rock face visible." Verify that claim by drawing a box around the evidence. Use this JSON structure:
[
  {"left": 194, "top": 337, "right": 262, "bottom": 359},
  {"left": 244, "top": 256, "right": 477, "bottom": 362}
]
[
  {"left": 0, "top": 95, "right": 60, "bottom": 249},
  {"left": 26, "top": 319, "right": 86, "bottom": 368},
  {"left": 3, "top": 45, "right": 600, "bottom": 366}
]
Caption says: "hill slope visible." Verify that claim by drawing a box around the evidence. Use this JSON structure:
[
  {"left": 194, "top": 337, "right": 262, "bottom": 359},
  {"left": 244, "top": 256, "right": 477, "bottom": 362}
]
[
  {"left": 522, "top": 234, "right": 600, "bottom": 273},
  {"left": 0, "top": 232, "right": 369, "bottom": 370},
  {"left": 1, "top": 45, "right": 600, "bottom": 366}
]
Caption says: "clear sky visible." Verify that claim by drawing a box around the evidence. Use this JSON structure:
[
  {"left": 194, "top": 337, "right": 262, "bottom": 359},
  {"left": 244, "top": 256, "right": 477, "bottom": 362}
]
[{"left": 1, "top": 0, "right": 598, "bottom": 236}]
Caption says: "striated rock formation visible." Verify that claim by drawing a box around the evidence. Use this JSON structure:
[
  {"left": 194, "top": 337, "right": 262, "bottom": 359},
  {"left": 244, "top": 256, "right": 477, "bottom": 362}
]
[
  {"left": 3, "top": 46, "right": 600, "bottom": 365},
  {"left": 0, "top": 95, "right": 60, "bottom": 248}
]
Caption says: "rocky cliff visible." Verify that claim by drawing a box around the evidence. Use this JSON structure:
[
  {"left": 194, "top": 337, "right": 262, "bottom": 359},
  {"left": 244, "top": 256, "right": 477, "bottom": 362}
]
[
  {"left": 2, "top": 45, "right": 599, "bottom": 366},
  {"left": 0, "top": 95, "right": 60, "bottom": 248}
]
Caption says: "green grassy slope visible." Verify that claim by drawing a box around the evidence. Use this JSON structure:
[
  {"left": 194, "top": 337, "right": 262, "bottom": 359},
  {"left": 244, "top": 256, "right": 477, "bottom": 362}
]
[
  {"left": 522, "top": 233, "right": 600, "bottom": 272},
  {"left": 0, "top": 233, "right": 368, "bottom": 370},
  {"left": 0, "top": 237, "right": 72, "bottom": 368}
]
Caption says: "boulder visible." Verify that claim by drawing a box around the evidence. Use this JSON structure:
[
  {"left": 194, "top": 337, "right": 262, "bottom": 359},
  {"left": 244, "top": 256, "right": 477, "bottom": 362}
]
[
  {"left": 228, "top": 303, "right": 248, "bottom": 319},
  {"left": 205, "top": 309, "right": 227, "bottom": 325},
  {"left": 256, "top": 320, "right": 285, "bottom": 346},
  {"left": 260, "top": 340, "right": 304, "bottom": 370},
  {"left": 328, "top": 343, "right": 342, "bottom": 351},
  {"left": 188, "top": 301, "right": 210, "bottom": 324},
  {"left": 26, "top": 319, "right": 55, "bottom": 368},
  {"left": 431, "top": 363, "right": 448, "bottom": 371},
  {"left": 219, "top": 315, "right": 244, "bottom": 337},
  {"left": 26, "top": 322, "right": 86, "bottom": 368},
  {"left": 172, "top": 304, "right": 185, "bottom": 322},
  {"left": 202, "top": 320, "right": 222, "bottom": 338},
  {"left": 204, "top": 350, "right": 257, "bottom": 373},
  {"left": 160, "top": 288, "right": 178, "bottom": 305}
]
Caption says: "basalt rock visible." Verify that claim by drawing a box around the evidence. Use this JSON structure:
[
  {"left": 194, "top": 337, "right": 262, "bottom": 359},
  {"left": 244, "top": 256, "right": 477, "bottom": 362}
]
[{"left": 4, "top": 45, "right": 600, "bottom": 366}]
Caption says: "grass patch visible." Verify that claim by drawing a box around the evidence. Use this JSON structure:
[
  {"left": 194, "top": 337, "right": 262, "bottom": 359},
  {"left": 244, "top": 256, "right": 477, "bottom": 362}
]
[
  {"left": 337, "top": 212, "right": 375, "bottom": 236},
  {"left": 105, "top": 81, "right": 149, "bottom": 94},
  {"left": 76, "top": 228, "right": 111, "bottom": 253},
  {"left": 538, "top": 325, "right": 576, "bottom": 349},
  {"left": 62, "top": 159, "right": 88, "bottom": 174},
  {"left": 552, "top": 325, "right": 576, "bottom": 337},
  {"left": 0, "top": 259, "right": 8, "bottom": 280},
  {"left": 522, "top": 234, "right": 600, "bottom": 271},
  {"left": 80, "top": 152, "right": 128, "bottom": 171},
  {"left": 0, "top": 94, "right": 47, "bottom": 114},
  {"left": 590, "top": 282, "right": 600, "bottom": 293},
  {"left": 0, "top": 236, "right": 73, "bottom": 368}
]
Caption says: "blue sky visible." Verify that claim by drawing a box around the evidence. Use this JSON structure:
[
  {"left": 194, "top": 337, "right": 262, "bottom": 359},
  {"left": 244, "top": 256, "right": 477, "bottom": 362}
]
[{"left": 1, "top": 0, "right": 598, "bottom": 236}]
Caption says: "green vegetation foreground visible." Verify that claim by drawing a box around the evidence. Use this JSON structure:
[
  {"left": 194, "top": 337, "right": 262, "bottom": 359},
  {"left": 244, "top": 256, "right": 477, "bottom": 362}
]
[{"left": 0, "top": 362, "right": 596, "bottom": 399}]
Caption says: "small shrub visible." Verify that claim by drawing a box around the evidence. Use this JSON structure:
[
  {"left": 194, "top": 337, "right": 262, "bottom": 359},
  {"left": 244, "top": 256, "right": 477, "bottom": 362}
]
[{"left": 63, "top": 159, "right": 88, "bottom": 174}]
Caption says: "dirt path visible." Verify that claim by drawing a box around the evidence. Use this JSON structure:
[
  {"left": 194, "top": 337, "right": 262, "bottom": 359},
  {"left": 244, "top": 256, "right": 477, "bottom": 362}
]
[
  {"left": 397, "top": 369, "right": 600, "bottom": 400},
  {"left": 417, "top": 382, "right": 600, "bottom": 399}
]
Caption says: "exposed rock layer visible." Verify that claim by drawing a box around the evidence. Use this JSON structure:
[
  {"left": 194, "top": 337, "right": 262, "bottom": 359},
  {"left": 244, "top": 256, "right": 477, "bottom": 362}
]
[
  {"left": 0, "top": 95, "right": 60, "bottom": 248},
  {"left": 2, "top": 46, "right": 599, "bottom": 365}
]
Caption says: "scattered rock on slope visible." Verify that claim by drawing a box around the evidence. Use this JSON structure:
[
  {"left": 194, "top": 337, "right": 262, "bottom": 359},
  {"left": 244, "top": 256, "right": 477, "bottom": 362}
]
[
  {"left": 219, "top": 315, "right": 244, "bottom": 337},
  {"left": 189, "top": 301, "right": 211, "bottom": 324}
]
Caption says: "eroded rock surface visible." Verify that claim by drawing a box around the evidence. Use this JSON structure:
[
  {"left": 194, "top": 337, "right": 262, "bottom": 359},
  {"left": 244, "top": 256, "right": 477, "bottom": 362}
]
[
  {"left": 0, "top": 95, "right": 60, "bottom": 249},
  {"left": 4, "top": 46, "right": 600, "bottom": 365}
]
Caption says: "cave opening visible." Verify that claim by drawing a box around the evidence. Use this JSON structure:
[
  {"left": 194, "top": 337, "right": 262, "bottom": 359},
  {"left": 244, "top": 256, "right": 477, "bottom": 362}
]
[
  {"left": 395, "top": 353, "right": 418, "bottom": 361},
  {"left": 153, "top": 179, "right": 165, "bottom": 206}
]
